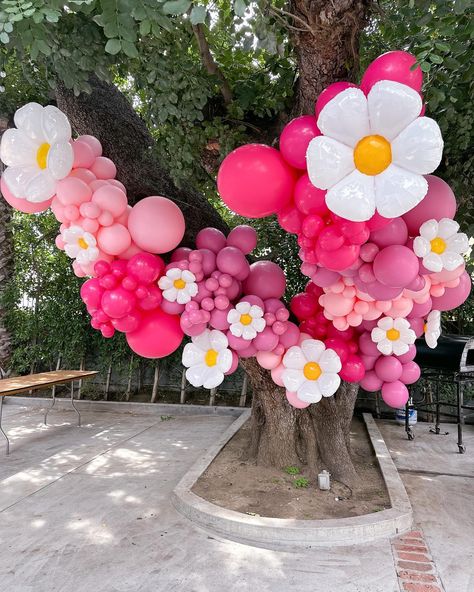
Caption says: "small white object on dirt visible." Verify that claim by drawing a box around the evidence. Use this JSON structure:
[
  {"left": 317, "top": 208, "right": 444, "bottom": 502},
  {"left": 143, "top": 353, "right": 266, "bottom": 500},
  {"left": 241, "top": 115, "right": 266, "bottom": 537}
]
[{"left": 318, "top": 470, "right": 331, "bottom": 490}]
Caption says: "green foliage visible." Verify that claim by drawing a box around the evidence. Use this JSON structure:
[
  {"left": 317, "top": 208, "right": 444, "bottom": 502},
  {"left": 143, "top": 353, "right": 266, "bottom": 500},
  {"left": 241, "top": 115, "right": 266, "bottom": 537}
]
[
  {"left": 284, "top": 466, "right": 301, "bottom": 475},
  {"left": 293, "top": 477, "right": 309, "bottom": 488}
]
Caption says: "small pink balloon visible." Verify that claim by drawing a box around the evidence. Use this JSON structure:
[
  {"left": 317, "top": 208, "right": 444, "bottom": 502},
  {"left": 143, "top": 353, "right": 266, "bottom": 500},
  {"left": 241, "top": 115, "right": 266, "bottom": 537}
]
[
  {"left": 277, "top": 203, "right": 304, "bottom": 234},
  {"left": 70, "top": 167, "right": 96, "bottom": 184},
  {"left": 360, "top": 354, "right": 378, "bottom": 371},
  {"left": 360, "top": 371, "right": 383, "bottom": 392},
  {"left": 111, "top": 310, "right": 141, "bottom": 333},
  {"left": 101, "top": 287, "right": 136, "bottom": 318},
  {"left": 239, "top": 343, "right": 258, "bottom": 358},
  {"left": 80, "top": 278, "right": 104, "bottom": 311},
  {"left": 408, "top": 316, "right": 425, "bottom": 337},
  {"left": 0, "top": 177, "right": 52, "bottom": 213},
  {"left": 366, "top": 212, "right": 393, "bottom": 232},
  {"left": 369, "top": 218, "right": 408, "bottom": 248},
  {"left": 271, "top": 363, "right": 285, "bottom": 387},
  {"left": 98, "top": 210, "right": 114, "bottom": 227},
  {"left": 91, "top": 156, "right": 117, "bottom": 180},
  {"left": 279, "top": 115, "right": 320, "bottom": 169},
  {"left": 316, "top": 82, "right": 358, "bottom": 116},
  {"left": 286, "top": 391, "right": 310, "bottom": 409},
  {"left": 77, "top": 135, "right": 102, "bottom": 157},
  {"left": 400, "top": 361, "right": 421, "bottom": 385},
  {"left": 108, "top": 179, "right": 127, "bottom": 194},
  {"left": 101, "top": 323, "right": 115, "bottom": 338},
  {"left": 381, "top": 380, "right": 409, "bottom": 408},
  {"left": 225, "top": 351, "right": 239, "bottom": 375},
  {"left": 80, "top": 202, "right": 101, "bottom": 219},
  {"left": 397, "top": 344, "right": 417, "bottom": 364},
  {"left": 118, "top": 241, "right": 142, "bottom": 260},
  {"left": 64, "top": 204, "right": 80, "bottom": 221},
  {"left": 431, "top": 271, "right": 471, "bottom": 311},
  {"left": 279, "top": 322, "right": 300, "bottom": 348},
  {"left": 226, "top": 225, "right": 258, "bottom": 254},
  {"left": 324, "top": 337, "right": 349, "bottom": 363},
  {"left": 72, "top": 139, "right": 96, "bottom": 168},
  {"left": 209, "top": 307, "right": 231, "bottom": 331},
  {"left": 409, "top": 298, "right": 432, "bottom": 318},
  {"left": 126, "top": 308, "right": 183, "bottom": 358},
  {"left": 97, "top": 223, "right": 131, "bottom": 256},
  {"left": 92, "top": 185, "right": 128, "bottom": 218},
  {"left": 138, "top": 285, "right": 162, "bottom": 311},
  {"left": 374, "top": 356, "right": 403, "bottom": 382},
  {"left": 243, "top": 261, "right": 286, "bottom": 300},
  {"left": 256, "top": 350, "right": 282, "bottom": 370},
  {"left": 216, "top": 246, "right": 250, "bottom": 279},
  {"left": 360, "top": 51, "right": 422, "bottom": 95}
]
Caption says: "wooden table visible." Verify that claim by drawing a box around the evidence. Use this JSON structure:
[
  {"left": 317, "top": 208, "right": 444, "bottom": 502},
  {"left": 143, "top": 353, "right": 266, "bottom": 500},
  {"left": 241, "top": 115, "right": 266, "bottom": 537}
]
[{"left": 0, "top": 370, "right": 98, "bottom": 455}]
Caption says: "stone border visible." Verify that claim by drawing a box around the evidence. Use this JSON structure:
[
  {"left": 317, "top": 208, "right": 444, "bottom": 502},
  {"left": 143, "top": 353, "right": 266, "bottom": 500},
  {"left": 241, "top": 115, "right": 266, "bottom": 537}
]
[{"left": 172, "top": 411, "right": 413, "bottom": 549}]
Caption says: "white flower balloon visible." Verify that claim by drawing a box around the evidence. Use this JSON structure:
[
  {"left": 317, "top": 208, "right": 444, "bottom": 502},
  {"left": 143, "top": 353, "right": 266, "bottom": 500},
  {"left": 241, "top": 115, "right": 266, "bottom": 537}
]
[
  {"left": 371, "top": 317, "right": 416, "bottom": 356},
  {"left": 413, "top": 218, "right": 468, "bottom": 273},
  {"left": 63, "top": 226, "right": 99, "bottom": 265},
  {"left": 182, "top": 329, "right": 232, "bottom": 389},
  {"left": 424, "top": 310, "right": 441, "bottom": 349},
  {"left": 158, "top": 268, "right": 198, "bottom": 304},
  {"left": 227, "top": 301, "right": 265, "bottom": 340}
]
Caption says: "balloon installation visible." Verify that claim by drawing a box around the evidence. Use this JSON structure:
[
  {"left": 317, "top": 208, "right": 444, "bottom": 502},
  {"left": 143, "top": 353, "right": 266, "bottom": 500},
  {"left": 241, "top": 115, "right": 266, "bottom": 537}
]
[{"left": 1, "top": 50, "right": 471, "bottom": 411}]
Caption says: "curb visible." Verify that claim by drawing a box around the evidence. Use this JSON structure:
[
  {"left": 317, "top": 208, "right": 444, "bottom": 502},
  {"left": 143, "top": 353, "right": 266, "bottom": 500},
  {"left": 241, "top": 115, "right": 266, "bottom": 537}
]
[{"left": 172, "top": 411, "right": 413, "bottom": 549}]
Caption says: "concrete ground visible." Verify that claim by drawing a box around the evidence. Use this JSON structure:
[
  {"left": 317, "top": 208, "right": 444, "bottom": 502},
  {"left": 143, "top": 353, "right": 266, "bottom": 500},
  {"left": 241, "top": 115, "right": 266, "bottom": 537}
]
[
  {"left": 0, "top": 403, "right": 399, "bottom": 592},
  {"left": 377, "top": 419, "right": 474, "bottom": 592}
]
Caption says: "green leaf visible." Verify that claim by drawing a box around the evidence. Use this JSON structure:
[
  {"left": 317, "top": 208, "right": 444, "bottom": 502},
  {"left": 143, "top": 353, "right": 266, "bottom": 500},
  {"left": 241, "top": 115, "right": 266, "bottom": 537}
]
[
  {"left": 190, "top": 5, "right": 206, "bottom": 25},
  {"left": 139, "top": 19, "right": 151, "bottom": 36},
  {"left": 162, "top": 0, "right": 191, "bottom": 15},
  {"left": 429, "top": 53, "right": 443, "bottom": 64},
  {"left": 3, "top": 22, "right": 13, "bottom": 33},
  {"left": 234, "top": 0, "right": 246, "bottom": 17},
  {"left": 37, "top": 39, "right": 51, "bottom": 55},
  {"left": 105, "top": 38, "right": 121, "bottom": 55},
  {"left": 420, "top": 61, "right": 431, "bottom": 73},
  {"left": 122, "top": 40, "right": 138, "bottom": 58},
  {"left": 0, "top": 31, "right": 9, "bottom": 44}
]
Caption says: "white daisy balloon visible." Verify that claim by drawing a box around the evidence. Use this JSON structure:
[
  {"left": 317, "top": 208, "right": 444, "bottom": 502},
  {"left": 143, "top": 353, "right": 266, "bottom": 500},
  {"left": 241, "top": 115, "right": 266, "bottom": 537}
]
[
  {"left": 413, "top": 218, "right": 468, "bottom": 273},
  {"left": 0, "top": 102, "right": 74, "bottom": 203},
  {"left": 424, "top": 310, "right": 441, "bottom": 349},
  {"left": 227, "top": 301, "right": 265, "bottom": 340},
  {"left": 182, "top": 329, "right": 232, "bottom": 389},
  {"left": 63, "top": 226, "right": 99, "bottom": 265},
  {"left": 158, "top": 268, "right": 198, "bottom": 304},
  {"left": 306, "top": 81, "right": 443, "bottom": 221},
  {"left": 282, "top": 339, "right": 342, "bottom": 404},
  {"left": 371, "top": 317, "right": 416, "bottom": 356}
]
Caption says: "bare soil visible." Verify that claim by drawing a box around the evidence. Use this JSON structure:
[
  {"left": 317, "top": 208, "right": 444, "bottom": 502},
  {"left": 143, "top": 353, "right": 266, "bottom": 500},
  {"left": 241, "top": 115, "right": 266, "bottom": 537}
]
[{"left": 192, "top": 416, "right": 390, "bottom": 519}]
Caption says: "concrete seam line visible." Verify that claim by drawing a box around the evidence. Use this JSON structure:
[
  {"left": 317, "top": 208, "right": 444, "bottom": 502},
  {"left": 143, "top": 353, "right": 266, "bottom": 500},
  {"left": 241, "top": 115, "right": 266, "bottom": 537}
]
[{"left": 172, "top": 411, "right": 413, "bottom": 549}]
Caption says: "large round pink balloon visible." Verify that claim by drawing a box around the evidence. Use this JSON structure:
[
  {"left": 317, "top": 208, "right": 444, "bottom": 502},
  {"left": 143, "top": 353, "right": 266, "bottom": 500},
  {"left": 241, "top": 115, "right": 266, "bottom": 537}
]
[
  {"left": 279, "top": 116, "right": 320, "bottom": 169},
  {"left": 402, "top": 176, "right": 457, "bottom": 236},
  {"left": 373, "top": 245, "right": 419, "bottom": 288},
  {"left": 1, "top": 177, "right": 52, "bottom": 213},
  {"left": 381, "top": 380, "right": 409, "bottom": 408},
  {"left": 217, "top": 144, "right": 294, "bottom": 218},
  {"left": 369, "top": 218, "right": 408, "bottom": 248},
  {"left": 431, "top": 271, "right": 471, "bottom": 311},
  {"left": 128, "top": 196, "right": 185, "bottom": 254},
  {"left": 243, "top": 261, "right": 286, "bottom": 300},
  {"left": 360, "top": 51, "right": 422, "bottom": 95},
  {"left": 374, "top": 356, "right": 403, "bottom": 382},
  {"left": 126, "top": 308, "right": 183, "bottom": 358}
]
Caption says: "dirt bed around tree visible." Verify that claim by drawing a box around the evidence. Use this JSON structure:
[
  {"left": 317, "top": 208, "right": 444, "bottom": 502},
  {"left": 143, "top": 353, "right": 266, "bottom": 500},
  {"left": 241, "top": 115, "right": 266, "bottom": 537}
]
[{"left": 192, "top": 416, "right": 390, "bottom": 520}]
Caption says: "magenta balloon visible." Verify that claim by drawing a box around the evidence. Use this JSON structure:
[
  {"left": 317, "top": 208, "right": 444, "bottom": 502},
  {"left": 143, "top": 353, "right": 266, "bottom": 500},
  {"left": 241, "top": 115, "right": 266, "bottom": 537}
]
[
  {"left": 290, "top": 293, "right": 318, "bottom": 320},
  {"left": 400, "top": 361, "right": 421, "bottom": 385},
  {"left": 97, "top": 223, "right": 131, "bottom": 256},
  {"left": 91, "top": 185, "right": 127, "bottom": 218},
  {"left": 294, "top": 173, "right": 328, "bottom": 216},
  {"left": 111, "top": 310, "right": 141, "bottom": 333},
  {"left": 373, "top": 245, "right": 419, "bottom": 288},
  {"left": 226, "top": 225, "right": 258, "bottom": 255},
  {"left": 286, "top": 390, "right": 311, "bottom": 409},
  {"left": 397, "top": 344, "right": 417, "bottom": 364},
  {"left": 360, "top": 353, "right": 378, "bottom": 371},
  {"left": 366, "top": 212, "right": 393, "bottom": 232},
  {"left": 101, "top": 287, "right": 136, "bottom": 319},
  {"left": 225, "top": 351, "right": 239, "bottom": 375},
  {"left": 360, "top": 371, "right": 383, "bottom": 392},
  {"left": 217, "top": 144, "right": 294, "bottom": 218},
  {"left": 128, "top": 196, "right": 185, "bottom": 254},
  {"left": 374, "top": 356, "right": 403, "bottom": 382},
  {"left": 311, "top": 267, "right": 341, "bottom": 288},
  {"left": 279, "top": 115, "right": 320, "bottom": 169},
  {"left": 80, "top": 278, "right": 104, "bottom": 311},
  {"left": 196, "top": 227, "right": 227, "bottom": 253},
  {"left": 359, "top": 332, "right": 380, "bottom": 356},
  {"left": 243, "top": 261, "right": 286, "bottom": 300},
  {"left": 127, "top": 252, "right": 164, "bottom": 283},
  {"left": 126, "top": 308, "right": 183, "bottom": 358},
  {"left": 369, "top": 218, "right": 408, "bottom": 248},
  {"left": 381, "top": 380, "right": 409, "bottom": 408},
  {"left": 138, "top": 285, "right": 163, "bottom": 311},
  {"left": 110, "top": 259, "right": 128, "bottom": 277},
  {"left": 278, "top": 321, "right": 300, "bottom": 348},
  {"left": 253, "top": 327, "right": 279, "bottom": 352},
  {"left": 360, "top": 51, "right": 422, "bottom": 95},
  {"left": 405, "top": 275, "right": 425, "bottom": 292},
  {"left": 431, "top": 271, "right": 471, "bottom": 312},
  {"left": 0, "top": 176, "right": 52, "bottom": 213},
  {"left": 170, "top": 247, "right": 193, "bottom": 262},
  {"left": 277, "top": 204, "right": 304, "bottom": 234},
  {"left": 316, "top": 82, "right": 357, "bottom": 116},
  {"left": 216, "top": 246, "right": 249, "bottom": 280},
  {"left": 409, "top": 316, "right": 425, "bottom": 338},
  {"left": 340, "top": 354, "right": 365, "bottom": 383},
  {"left": 402, "top": 176, "right": 457, "bottom": 236}
]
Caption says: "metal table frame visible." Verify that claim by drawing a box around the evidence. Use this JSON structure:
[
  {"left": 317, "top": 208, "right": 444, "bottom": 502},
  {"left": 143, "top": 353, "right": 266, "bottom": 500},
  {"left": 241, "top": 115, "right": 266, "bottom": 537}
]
[{"left": 405, "top": 368, "right": 474, "bottom": 453}]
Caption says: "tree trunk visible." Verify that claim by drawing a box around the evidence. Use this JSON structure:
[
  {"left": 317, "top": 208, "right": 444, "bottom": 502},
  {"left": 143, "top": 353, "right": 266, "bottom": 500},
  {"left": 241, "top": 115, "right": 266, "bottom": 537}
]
[{"left": 0, "top": 148, "right": 13, "bottom": 372}]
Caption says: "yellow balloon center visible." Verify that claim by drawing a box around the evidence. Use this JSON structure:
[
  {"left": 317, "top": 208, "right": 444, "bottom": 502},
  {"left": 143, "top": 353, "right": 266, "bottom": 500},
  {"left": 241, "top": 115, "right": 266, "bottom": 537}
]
[
  {"left": 354, "top": 135, "right": 392, "bottom": 176},
  {"left": 205, "top": 349, "right": 218, "bottom": 367},
  {"left": 240, "top": 313, "right": 252, "bottom": 326},
  {"left": 36, "top": 142, "right": 50, "bottom": 169},
  {"left": 430, "top": 237, "right": 446, "bottom": 254},
  {"left": 174, "top": 279, "right": 186, "bottom": 290},
  {"left": 423, "top": 322, "right": 428, "bottom": 334},
  {"left": 386, "top": 328, "right": 400, "bottom": 341},
  {"left": 77, "top": 237, "right": 88, "bottom": 249},
  {"left": 303, "top": 362, "right": 322, "bottom": 381}
]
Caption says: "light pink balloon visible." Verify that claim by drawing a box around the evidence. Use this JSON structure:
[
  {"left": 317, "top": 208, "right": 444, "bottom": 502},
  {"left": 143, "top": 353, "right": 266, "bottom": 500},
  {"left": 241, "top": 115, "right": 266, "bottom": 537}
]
[
  {"left": 257, "top": 350, "right": 282, "bottom": 370},
  {"left": 91, "top": 156, "right": 117, "bottom": 180},
  {"left": 360, "top": 371, "right": 383, "bottom": 392},
  {"left": 97, "top": 223, "right": 131, "bottom": 255},
  {"left": 271, "top": 363, "right": 285, "bottom": 387},
  {"left": 381, "top": 380, "right": 409, "bottom": 408},
  {"left": 360, "top": 51, "right": 422, "bottom": 95},
  {"left": 279, "top": 115, "right": 320, "bottom": 169},
  {"left": 77, "top": 135, "right": 102, "bottom": 157},
  {"left": 72, "top": 139, "right": 96, "bottom": 168},
  {"left": 92, "top": 185, "right": 128, "bottom": 218},
  {"left": 56, "top": 177, "right": 92, "bottom": 206},
  {"left": 316, "top": 81, "right": 357, "bottom": 116},
  {"left": 70, "top": 168, "right": 96, "bottom": 184},
  {"left": 243, "top": 261, "right": 286, "bottom": 300},
  {"left": 128, "top": 196, "right": 185, "bottom": 254},
  {"left": 118, "top": 241, "right": 142, "bottom": 260},
  {"left": 217, "top": 144, "right": 294, "bottom": 218},
  {"left": 0, "top": 176, "right": 52, "bottom": 213},
  {"left": 286, "top": 391, "right": 310, "bottom": 409}
]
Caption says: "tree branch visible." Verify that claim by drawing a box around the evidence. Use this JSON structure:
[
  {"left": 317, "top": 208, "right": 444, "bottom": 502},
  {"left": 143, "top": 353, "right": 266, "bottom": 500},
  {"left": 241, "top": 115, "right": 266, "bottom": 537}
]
[{"left": 192, "top": 23, "right": 233, "bottom": 105}]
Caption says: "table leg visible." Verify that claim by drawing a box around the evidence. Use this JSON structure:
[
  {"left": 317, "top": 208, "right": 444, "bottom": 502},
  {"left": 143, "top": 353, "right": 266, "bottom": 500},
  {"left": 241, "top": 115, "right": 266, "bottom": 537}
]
[
  {"left": 70, "top": 381, "right": 81, "bottom": 427},
  {"left": 0, "top": 397, "right": 10, "bottom": 455},
  {"left": 44, "top": 385, "right": 56, "bottom": 425}
]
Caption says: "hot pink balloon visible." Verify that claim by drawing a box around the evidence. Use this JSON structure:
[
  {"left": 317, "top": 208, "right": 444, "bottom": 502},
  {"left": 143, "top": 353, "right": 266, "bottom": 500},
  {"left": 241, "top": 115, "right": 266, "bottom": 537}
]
[
  {"left": 243, "top": 261, "right": 286, "bottom": 300},
  {"left": 431, "top": 271, "right": 471, "bottom": 311},
  {"left": 101, "top": 287, "right": 136, "bottom": 319},
  {"left": 80, "top": 278, "right": 104, "bottom": 311},
  {"left": 294, "top": 173, "right": 328, "bottom": 216},
  {"left": 373, "top": 245, "right": 419, "bottom": 288},
  {"left": 400, "top": 361, "right": 421, "bottom": 385},
  {"left": 374, "top": 356, "right": 403, "bottom": 382},
  {"left": 127, "top": 252, "right": 164, "bottom": 284},
  {"left": 0, "top": 177, "right": 52, "bottom": 213},
  {"left": 126, "top": 308, "right": 183, "bottom": 358},
  {"left": 277, "top": 203, "right": 304, "bottom": 234},
  {"left": 360, "top": 51, "right": 422, "bottom": 95},
  {"left": 315, "top": 243, "right": 359, "bottom": 272},
  {"left": 340, "top": 354, "right": 365, "bottom": 383},
  {"left": 286, "top": 391, "right": 310, "bottom": 409},
  {"left": 128, "top": 196, "right": 185, "bottom": 254},
  {"left": 111, "top": 310, "right": 141, "bottom": 333},
  {"left": 381, "top": 380, "right": 409, "bottom": 408},
  {"left": 366, "top": 212, "right": 393, "bottom": 232},
  {"left": 98, "top": 223, "right": 131, "bottom": 256},
  {"left": 316, "top": 82, "right": 357, "bottom": 116},
  {"left": 279, "top": 115, "right": 320, "bottom": 169},
  {"left": 226, "top": 225, "right": 258, "bottom": 254},
  {"left": 217, "top": 144, "right": 294, "bottom": 218}
]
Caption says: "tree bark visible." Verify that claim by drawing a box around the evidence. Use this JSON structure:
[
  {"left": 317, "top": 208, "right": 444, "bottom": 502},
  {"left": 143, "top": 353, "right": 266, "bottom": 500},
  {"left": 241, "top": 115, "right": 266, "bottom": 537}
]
[{"left": 0, "top": 147, "right": 13, "bottom": 372}]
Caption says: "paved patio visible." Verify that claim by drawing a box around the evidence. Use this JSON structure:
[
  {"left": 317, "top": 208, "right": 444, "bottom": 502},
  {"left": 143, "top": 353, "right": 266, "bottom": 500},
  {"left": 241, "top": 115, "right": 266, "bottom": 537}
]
[{"left": 0, "top": 402, "right": 472, "bottom": 592}]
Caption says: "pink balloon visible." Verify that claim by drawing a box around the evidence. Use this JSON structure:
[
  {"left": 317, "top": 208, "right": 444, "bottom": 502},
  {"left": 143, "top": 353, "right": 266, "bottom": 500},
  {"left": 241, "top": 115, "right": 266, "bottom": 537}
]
[
  {"left": 315, "top": 243, "right": 359, "bottom": 272},
  {"left": 128, "top": 196, "right": 185, "bottom": 254},
  {"left": 196, "top": 227, "right": 227, "bottom": 253},
  {"left": 160, "top": 299, "right": 185, "bottom": 315},
  {"left": 360, "top": 51, "right": 422, "bottom": 95},
  {"left": 253, "top": 327, "right": 279, "bottom": 352},
  {"left": 217, "top": 144, "right": 294, "bottom": 218},
  {"left": 278, "top": 321, "right": 300, "bottom": 348},
  {"left": 170, "top": 247, "right": 193, "bottom": 262},
  {"left": 209, "top": 307, "right": 231, "bottom": 331},
  {"left": 101, "top": 288, "right": 136, "bottom": 318},
  {"left": 0, "top": 176, "right": 52, "bottom": 213},
  {"left": 370, "top": 218, "right": 408, "bottom": 248},
  {"left": 373, "top": 245, "right": 419, "bottom": 288},
  {"left": 216, "top": 246, "right": 250, "bottom": 279},
  {"left": 271, "top": 363, "right": 285, "bottom": 387},
  {"left": 72, "top": 139, "right": 96, "bottom": 168},
  {"left": 381, "top": 380, "right": 409, "bottom": 408},
  {"left": 316, "top": 82, "right": 357, "bottom": 116},
  {"left": 239, "top": 343, "right": 258, "bottom": 358},
  {"left": 277, "top": 203, "right": 304, "bottom": 234},
  {"left": 311, "top": 267, "right": 341, "bottom": 288},
  {"left": 91, "top": 156, "right": 116, "bottom": 180},
  {"left": 286, "top": 391, "right": 310, "bottom": 409},
  {"left": 138, "top": 285, "right": 163, "bottom": 311},
  {"left": 400, "top": 361, "right": 421, "bottom": 385},
  {"left": 117, "top": 241, "right": 142, "bottom": 260},
  {"left": 294, "top": 173, "right": 328, "bottom": 215},
  {"left": 126, "top": 308, "right": 183, "bottom": 358},
  {"left": 324, "top": 337, "right": 349, "bottom": 363},
  {"left": 290, "top": 293, "right": 319, "bottom": 320},
  {"left": 374, "top": 356, "right": 403, "bottom": 382},
  {"left": 397, "top": 344, "right": 417, "bottom": 364},
  {"left": 77, "top": 135, "right": 102, "bottom": 157},
  {"left": 56, "top": 177, "right": 92, "bottom": 206},
  {"left": 403, "top": 176, "right": 457, "bottom": 236},
  {"left": 359, "top": 332, "right": 380, "bottom": 357},
  {"left": 363, "top": 280, "right": 403, "bottom": 301},
  {"left": 226, "top": 225, "right": 257, "bottom": 254},
  {"left": 408, "top": 317, "right": 425, "bottom": 337},
  {"left": 431, "top": 271, "right": 471, "bottom": 311},
  {"left": 366, "top": 212, "right": 393, "bottom": 232},
  {"left": 243, "top": 261, "right": 286, "bottom": 300},
  {"left": 340, "top": 354, "right": 365, "bottom": 383},
  {"left": 111, "top": 311, "right": 141, "bottom": 333},
  {"left": 360, "top": 354, "right": 378, "bottom": 371},
  {"left": 92, "top": 185, "right": 127, "bottom": 218},
  {"left": 98, "top": 223, "right": 131, "bottom": 256},
  {"left": 127, "top": 252, "right": 164, "bottom": 283},
  {"left": 70, "top": 168, "right": 96, "bottom": 184},
  {"left": 225, "top": 351, "right": 239, "bottom": 376},
  {"left": 409, "top": 298, "right": 432, "bottom": 318},
  {"left": 360, "top": 371, "right": 383, "bottom": 392},
  {"left": 80, "top": 278, "right": 104, "bottom": 311},
  {"left": 256, "top": 350, "right": 282, "bottom": 370},
  {"left": 279, "top": 115, "right": 320, "bottom": 169},
  {"left": 80, "top": 202, "right": 101, "bottom": 219}
]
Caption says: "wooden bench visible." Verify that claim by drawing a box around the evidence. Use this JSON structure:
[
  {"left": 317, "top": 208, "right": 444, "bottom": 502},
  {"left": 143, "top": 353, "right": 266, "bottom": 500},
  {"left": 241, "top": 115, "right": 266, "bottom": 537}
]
[{"left": 0, "top": 370, "right": 98, "bottom": 455}]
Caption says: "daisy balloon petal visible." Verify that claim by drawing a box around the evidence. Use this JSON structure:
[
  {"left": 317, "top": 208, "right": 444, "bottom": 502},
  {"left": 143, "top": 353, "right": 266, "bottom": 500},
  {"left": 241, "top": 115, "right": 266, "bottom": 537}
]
[
  {"left": 424, "top": 310, "right": 441, "bottom": 349},
  {"left": 413, "top": 218, "right": 469, "bottom": 273}
]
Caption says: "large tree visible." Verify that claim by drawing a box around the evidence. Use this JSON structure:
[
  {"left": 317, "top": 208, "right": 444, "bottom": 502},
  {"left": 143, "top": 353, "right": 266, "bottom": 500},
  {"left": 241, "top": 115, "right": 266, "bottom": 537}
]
[{"left": 0, "top": 0, "right": 471, "bottom": 485}]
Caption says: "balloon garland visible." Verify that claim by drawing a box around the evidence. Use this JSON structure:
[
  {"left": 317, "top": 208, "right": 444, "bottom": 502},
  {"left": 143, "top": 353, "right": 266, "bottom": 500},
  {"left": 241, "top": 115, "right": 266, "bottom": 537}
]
[{"left": 0, "top": 50, "right": 471, "bottom": 411}]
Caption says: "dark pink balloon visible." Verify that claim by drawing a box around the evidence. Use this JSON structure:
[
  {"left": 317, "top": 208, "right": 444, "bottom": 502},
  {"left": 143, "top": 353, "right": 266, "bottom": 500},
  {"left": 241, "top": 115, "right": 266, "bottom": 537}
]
[
  {"left": 294, "top": 173, "right": 328, "bottom": 216},
  {"left": 126, "top": 308, "right": 183, "bottom": 358},
  {"left": 216, "top": 246, "right": 250, "bottom": 279},
  {"left": 290, "top": 293, "right": 319, "bottom": 320},
  {"left": 170, "top": 247, "right": 193, "bottom": 262},
  {"left": 278, "top": 321, "right": 300, "bottom": 348},
  {"left": 127, "top": 252, "right": 164, "bottom": 284},
  {"left": 217, "top": 144, "right": 294, "bottom": 218},
  {"left": 400, "top": 361, "right": 421, "bottom": 385},
  {"left": 366, "top": 212, "right": 393, "bottom": 232},
  {"left": 277, "top": 203, "right": 304, "bottom": 234},
  {"left": 370, "top": 218, "right": 408, "bottom": 248},
  {"left": 225, "top": 351, "right": 239, "bottom": 375},
  {"left": 315, "top": 82, "right": 357, "bottom": 116},
  {"left": 409, "top": 298, "right": 432, "bottom": 318},
  {"left": 279, "top": 115, "right": 320, "bottom": 169},
  {"left": 340, "top": 354, "right": 365, "bottom": 383},
  {"left": 243, "top": 261, "right": 286, "bottom": 300},
  {"left": 359, "top": 332, "right": 380, "bottom": 357},
  {"left": 409, "top": 317, "right": 425, "bottom": 338},
  {"left": 431, "top": 271, "right": 471, "bottom": 312},
  {"left": 111, "top": 311, "right": 141, "bottom": 333},
  {"left": 360, "top": 371, "right": 383, "bottom": 392},
  {"left": 253, "top": 327, "right": 279, "bottom": 352},
  {"left": 226, "top": 225, "right": 257, "bottom": 254},
  {"left": 101, "top": 287, "right": 136, "bottom": 319},
  {"left": 324, "top": 337, "right": 349, "bottom": 363},
  {"left": 360, "top": 51, "right": 422, "bottom": 95},
  {"left": 375, "top": 356, "right": 403, "bottom": 382},
  {"left": 80, "top": 278, "right": 104, "bottom": 311},
  {"left": 196, "top": 227, "right": 227, "bottom": 253},
  {"left": 373, "top": 245, "right": 419, "bottom": 288},
  {"left": 397, "top": 344, "right": 417, "bottom": 364}
]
